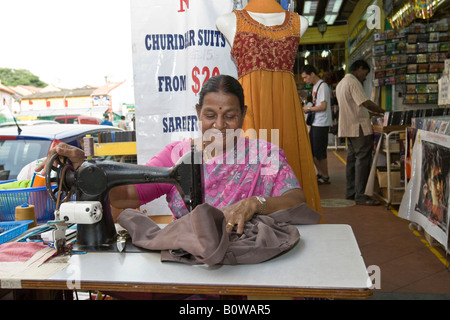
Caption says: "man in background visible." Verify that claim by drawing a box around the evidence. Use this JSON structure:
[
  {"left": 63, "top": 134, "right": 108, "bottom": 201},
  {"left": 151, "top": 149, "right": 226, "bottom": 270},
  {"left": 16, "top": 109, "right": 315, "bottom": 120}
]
[
  {"left": 336, "top": 60, "right": 384, "bottom": 206},
  {"left": 101, "top": 115, "right": 113, "bottom": 126},
  {"left": 301, "top": 65, "right": 332, "bottom": 185},
  {"left": 118, "top": 116, "right": 128, "bottom": 130}
]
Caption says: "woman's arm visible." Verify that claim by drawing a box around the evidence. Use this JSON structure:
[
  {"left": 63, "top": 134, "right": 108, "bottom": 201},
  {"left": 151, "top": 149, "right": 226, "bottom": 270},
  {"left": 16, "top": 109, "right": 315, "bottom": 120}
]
[
  {"left": 109, "top": 185, "right": 141, "bottom": 209},
  {"left": 35, "top": 142, "right": 141, "bottom": 220},
  {"left": 222, "top": 188, "right": 305, "bottom": 234}
]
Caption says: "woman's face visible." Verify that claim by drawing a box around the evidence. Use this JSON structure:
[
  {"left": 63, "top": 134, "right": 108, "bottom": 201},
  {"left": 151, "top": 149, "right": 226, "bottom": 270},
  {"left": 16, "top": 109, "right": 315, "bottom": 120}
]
[{"left": 196, "top": 90, "right": 246, "bottom": 152}]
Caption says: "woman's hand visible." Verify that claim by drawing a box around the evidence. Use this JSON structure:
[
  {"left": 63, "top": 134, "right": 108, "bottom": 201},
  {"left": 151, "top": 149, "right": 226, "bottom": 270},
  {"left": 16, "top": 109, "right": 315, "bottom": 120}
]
[
  {"left": 35, "top": 143, "right": 86, "bottom": 176},
  {"left": 222, "top": 197, "right": 259, "bottom": 234},
  {"left": 222, "top": 189, "right": 306, "bottom": 234}
]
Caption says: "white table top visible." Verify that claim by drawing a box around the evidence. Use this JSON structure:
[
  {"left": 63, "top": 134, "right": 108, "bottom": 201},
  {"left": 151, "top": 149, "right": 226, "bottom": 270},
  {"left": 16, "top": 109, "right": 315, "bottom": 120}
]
[{"left": 47, "top": 224, "right": 371, "bottom": 297}]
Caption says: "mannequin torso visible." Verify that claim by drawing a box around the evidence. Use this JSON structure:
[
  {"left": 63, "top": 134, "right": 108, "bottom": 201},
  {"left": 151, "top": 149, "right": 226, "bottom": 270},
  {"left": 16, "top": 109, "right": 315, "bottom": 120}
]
[
  {"left": 216, "top": 11, "right": 308, "bottom": 46},
  {"left": 215, "top": 1, "right": 322, "bottom": 215}
]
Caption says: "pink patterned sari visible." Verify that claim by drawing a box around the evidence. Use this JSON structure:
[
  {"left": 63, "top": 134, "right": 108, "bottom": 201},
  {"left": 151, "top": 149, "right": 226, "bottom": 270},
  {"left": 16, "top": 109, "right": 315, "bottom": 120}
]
[{"left": 135, "top": 138, "right": 301, "bottom": 219}]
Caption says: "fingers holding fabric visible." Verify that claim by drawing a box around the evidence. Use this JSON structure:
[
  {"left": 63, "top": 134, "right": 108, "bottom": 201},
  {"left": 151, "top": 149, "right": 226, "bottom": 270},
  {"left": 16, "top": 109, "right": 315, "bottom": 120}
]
[{"left": 222, "top": 198, "right": 258, "bottom": 234}]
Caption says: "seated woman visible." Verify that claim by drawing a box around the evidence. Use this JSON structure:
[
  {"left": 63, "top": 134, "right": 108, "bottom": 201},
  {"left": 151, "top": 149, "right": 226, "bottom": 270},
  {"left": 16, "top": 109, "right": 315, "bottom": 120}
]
[{"left": 36, "top": 75, "right": 318, "bottom": 234}]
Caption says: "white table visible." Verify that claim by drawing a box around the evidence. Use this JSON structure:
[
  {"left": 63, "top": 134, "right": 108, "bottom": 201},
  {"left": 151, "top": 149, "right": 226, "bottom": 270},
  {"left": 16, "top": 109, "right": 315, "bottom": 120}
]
[{"left": 11, "top": 224, "right": 372, "bottom": 299}]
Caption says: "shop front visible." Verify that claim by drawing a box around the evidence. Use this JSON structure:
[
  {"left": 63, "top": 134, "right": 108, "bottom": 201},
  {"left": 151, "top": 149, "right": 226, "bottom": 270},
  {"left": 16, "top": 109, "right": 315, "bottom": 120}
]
[
  {"left": 344, "top": 0, "right": 450, "bottom": 252},
  {"left": 297, "top": 0, "right": 450, "bottom": 251}
]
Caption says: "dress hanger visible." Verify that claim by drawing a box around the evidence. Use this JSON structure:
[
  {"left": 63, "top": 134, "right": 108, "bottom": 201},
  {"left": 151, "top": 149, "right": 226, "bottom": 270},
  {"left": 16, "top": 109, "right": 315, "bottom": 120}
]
[{"left": 243, "top": 0, "right": 285, "bottom": 13}]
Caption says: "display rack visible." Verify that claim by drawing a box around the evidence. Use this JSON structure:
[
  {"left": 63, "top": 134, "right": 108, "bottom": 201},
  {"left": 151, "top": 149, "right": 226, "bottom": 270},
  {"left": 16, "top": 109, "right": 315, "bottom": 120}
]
[
  {"left": 372, "top": 21, "right": 449, "bottom": 105},
  {"left": 373, "top": 125, "right": 407, "bottom": 207}
]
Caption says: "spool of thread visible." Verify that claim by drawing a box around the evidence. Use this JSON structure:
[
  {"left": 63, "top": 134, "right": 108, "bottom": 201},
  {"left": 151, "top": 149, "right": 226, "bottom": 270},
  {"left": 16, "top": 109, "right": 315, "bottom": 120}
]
[
  {"left": 31, "top": 173, "right": 46, "bottom": 187},
  {"left": 15, "top": 204, "right": 37, "bottom": 229},
  {"left": 83, "top": 135, "right": 94, "bottom": 160}
]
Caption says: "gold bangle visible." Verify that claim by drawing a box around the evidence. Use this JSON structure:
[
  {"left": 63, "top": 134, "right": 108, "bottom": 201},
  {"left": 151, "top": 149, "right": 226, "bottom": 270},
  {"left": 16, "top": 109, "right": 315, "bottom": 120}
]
[{"left": 255, "top": 196, "right": 267, "bottom": 215}]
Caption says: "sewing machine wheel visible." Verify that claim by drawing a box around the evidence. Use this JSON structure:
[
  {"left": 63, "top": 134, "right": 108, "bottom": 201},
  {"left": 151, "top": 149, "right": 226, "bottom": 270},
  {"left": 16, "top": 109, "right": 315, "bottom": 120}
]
[{"left": 45, "top": 153, "right": 74, "bottom": 203}]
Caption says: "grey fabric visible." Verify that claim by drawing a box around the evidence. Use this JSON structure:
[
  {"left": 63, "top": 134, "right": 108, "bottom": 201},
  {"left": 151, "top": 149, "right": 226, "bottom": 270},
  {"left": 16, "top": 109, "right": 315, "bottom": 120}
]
[{"left": 118, "top": 202, "right": 321, "bottom": 266}]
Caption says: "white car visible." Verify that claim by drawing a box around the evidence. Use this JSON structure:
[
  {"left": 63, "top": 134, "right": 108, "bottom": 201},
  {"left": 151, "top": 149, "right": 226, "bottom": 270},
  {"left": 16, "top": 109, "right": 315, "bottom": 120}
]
[
  {"left": 0, "top": 120, "right": 59, "bottom": 128},
  {"left": 0, "top": 124, "right": 125, "bottom": 181}
]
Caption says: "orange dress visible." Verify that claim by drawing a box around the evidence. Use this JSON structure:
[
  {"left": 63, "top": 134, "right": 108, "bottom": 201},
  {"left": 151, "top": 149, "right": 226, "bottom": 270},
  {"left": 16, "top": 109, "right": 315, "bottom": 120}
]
[{"left": 230, "top": 10, "right": 323, "bottom": 215}]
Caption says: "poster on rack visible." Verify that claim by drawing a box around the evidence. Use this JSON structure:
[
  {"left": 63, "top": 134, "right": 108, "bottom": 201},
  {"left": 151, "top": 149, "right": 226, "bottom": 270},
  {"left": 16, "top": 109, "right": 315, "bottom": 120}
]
[
  {"left": 399, "top": 129, "right": 450, "bottom": 250},
  {"left": 130, "top": 0, "right": 237, "bottom": 214},
  {"left": 404, "top": 127, "right": 418, "bottom": 182}
]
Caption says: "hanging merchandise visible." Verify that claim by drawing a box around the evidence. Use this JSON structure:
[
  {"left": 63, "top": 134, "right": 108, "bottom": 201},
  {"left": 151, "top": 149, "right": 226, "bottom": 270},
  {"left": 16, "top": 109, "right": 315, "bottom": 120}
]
[
  {"left": 388, "top": 1, "right": 415, "bottom": 29},
  {"left": 371, "top": 20, "right": 449, "bottom": 105},
  {"left": 388, "top": 0, "right": 444, "bottom": 29},
  {"left": 414, "top": 0, "right": 433, "bottom": 20},
  {"left": 216, "top": 3, "right": 324, "bottom": 215}
]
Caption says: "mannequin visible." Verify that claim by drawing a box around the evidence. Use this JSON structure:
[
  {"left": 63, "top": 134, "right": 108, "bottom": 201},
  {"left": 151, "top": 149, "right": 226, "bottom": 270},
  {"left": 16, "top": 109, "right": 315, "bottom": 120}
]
[
  {"left": 216, "top": 0, "right": 323, "bottom": 217},
  {"left": 216, "top": 0, "right": 308, "bottom": 46}
]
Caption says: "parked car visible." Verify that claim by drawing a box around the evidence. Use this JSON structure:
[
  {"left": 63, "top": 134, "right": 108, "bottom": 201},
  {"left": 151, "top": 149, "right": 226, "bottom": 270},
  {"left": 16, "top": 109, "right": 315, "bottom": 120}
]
[
  {"left": 0, "top": 124, "right": 124, "bottom": 180},
  {"left": 0, "top": 120, "right": 59, "bottom": 128},
  {"left": 54, "top": 115, "right": 100, "bottom": 125}
]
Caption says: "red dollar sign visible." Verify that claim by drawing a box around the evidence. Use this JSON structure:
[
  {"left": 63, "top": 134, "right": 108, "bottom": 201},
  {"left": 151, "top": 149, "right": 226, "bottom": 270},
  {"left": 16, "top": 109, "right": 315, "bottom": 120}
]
[{"left": 192, "top": 66, "right": 200, "bottom": 96}]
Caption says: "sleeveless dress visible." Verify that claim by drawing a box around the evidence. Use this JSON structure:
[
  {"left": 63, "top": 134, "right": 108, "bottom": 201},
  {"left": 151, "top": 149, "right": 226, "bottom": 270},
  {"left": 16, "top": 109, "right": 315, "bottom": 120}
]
[{"left": 230, "top": 10, "right": 323, "bottom": 215}]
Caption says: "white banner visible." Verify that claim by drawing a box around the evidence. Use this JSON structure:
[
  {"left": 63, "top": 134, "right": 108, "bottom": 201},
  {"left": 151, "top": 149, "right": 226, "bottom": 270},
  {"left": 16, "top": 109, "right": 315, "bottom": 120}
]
[
  {"left": 399, "top": 130, "right": 450, "bottom": 250},
  {"left": 130, "top": 0, "right": 237, "bottom": 214}
]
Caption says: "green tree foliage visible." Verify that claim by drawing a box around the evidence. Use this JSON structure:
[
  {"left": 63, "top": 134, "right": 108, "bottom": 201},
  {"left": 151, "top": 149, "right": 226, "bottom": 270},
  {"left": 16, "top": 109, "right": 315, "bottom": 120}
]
[{"left": 0, "top": 68, "right": 47, "bottom": 88}]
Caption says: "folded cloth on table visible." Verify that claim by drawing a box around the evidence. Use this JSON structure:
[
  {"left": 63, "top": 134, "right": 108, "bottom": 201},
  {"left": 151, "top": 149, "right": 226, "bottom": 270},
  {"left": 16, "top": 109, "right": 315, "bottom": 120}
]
[
  {"left": 0, "top": 242, "right": 66, "bottom": 279},
  {"left": 0, "top": 242, "right": 48, "bottom": 262},
  {"left": 118, "top": 202, "right": 321, "bottom": 266}
]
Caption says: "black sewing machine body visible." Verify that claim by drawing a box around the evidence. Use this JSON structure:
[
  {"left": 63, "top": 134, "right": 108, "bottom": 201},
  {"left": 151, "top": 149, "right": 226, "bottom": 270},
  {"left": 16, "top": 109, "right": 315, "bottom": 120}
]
[{"left": 46, "top": 149, "right": 203, "bottom": 252}]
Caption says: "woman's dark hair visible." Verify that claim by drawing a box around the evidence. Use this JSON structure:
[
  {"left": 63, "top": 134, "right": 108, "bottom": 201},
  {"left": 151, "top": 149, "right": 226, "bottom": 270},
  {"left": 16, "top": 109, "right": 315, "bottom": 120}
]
[{"left": 197, "top": 75, "right": 245, "bottom": 113}]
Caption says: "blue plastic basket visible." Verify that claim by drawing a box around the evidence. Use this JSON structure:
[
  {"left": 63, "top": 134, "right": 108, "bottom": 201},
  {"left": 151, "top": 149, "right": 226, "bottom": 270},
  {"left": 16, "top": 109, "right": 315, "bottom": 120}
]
[
  {"left": 0, "top": 220, "right": 33, "bottom": 244},
  {"left": 0, "top": 183, "right": 58, "bottom": 223}
]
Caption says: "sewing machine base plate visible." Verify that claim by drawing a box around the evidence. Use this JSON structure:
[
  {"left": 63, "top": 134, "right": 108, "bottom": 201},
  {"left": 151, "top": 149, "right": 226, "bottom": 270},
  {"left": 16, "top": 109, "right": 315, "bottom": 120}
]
[{"left": 72, "top": 239, "right": 151, "bottom": 253}]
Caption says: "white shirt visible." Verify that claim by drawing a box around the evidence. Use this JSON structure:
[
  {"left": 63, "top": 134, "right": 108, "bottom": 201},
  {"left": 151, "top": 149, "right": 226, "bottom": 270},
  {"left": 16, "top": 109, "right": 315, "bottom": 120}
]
[
  {"left": 336, "top": 74, "right": 372, "bottom": 137},
  {"left": 312, "top": 80, "right": 332, "bottom": 127}
]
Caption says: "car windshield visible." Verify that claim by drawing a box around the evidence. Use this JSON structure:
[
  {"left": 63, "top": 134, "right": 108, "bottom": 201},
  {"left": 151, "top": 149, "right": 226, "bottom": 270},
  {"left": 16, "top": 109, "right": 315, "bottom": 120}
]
[{"left": 0, "top": 139, "right": 51, "bottom": 180}]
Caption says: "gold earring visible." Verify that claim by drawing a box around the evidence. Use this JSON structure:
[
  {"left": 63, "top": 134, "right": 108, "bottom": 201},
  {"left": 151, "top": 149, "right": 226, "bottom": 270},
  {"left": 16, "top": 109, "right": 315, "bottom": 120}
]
[{"left": 213, "top": 123, "right": 216, "bottom": 128}]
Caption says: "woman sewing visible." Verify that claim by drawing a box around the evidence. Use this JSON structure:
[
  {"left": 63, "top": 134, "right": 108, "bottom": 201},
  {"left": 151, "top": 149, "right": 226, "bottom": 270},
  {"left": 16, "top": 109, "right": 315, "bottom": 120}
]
[{"left": 36, "top": 75, "right": 320, "bottom": 233}]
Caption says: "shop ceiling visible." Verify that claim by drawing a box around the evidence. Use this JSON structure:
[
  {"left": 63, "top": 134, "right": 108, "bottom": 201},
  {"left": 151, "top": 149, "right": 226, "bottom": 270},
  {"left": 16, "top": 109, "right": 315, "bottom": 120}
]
[{"left": 295, "top": 0, "right": 358, "bottom": 26}]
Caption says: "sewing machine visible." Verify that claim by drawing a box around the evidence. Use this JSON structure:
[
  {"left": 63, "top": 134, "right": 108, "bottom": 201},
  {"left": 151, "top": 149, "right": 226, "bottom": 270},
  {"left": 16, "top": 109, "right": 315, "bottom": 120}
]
[{"left": 44, "top": 144, "right": 204, "bottom": 253}]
